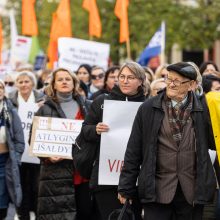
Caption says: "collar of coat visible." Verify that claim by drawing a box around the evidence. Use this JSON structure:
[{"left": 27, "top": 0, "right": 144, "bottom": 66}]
[{"left": 152, "top": 89, "right": 203, "bottom": 112}]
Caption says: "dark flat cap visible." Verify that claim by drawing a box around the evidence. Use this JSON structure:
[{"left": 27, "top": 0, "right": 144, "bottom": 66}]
[{"left": 167, "top": 62, "right": 197, "bottom": 80}]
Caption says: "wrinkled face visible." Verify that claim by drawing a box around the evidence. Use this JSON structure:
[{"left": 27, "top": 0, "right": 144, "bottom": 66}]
[
  {"left": 91, "top": 68, "right": 105, "bottom": 89},
  {"left": 0, "top": 83, "right": 5, "bottom": 100},
  {"left": 106, "top": 70, "right": 119, "bottom": 90},
  {"left": 211, "top": 81, "right": 220, "bottom": 92},
  {"left": 118, "top": 67, "right": 142, "bottom": 96},
  {"left": 203, "top": 64, "right": 216, "bottom": 75},
  {"left": 54, "top": 71, "right": 74, "bottom": 93},
  {"left": 165, "top": 71, "right": 193, "bottom": 102},
  {"left": 77, "top": 67, "right": 90, "bottom": 84},
  {"left": 16, "top": 75, "right": 34, "bottom": 97}
]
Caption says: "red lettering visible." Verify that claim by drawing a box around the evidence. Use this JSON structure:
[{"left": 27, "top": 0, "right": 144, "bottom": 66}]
[{"left": 108, "top": 159, "right": 116, "bottom": 172}]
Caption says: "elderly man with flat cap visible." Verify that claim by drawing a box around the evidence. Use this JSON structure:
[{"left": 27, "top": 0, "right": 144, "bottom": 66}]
[{"left": 118, "top": 62, "right": 216, "bottom": 220}]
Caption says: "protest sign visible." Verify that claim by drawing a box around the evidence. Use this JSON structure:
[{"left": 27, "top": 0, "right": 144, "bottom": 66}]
[
  {"left": 30, "top": 116, "right": 83, "bottom": 159},
  {"left": 10, "top": 35, "right": 32, "bottom": 68},
  {"left": 58, "top": 37, "right": 110, "bottom": 71},
  {"left": 18, "top": 102, "right": 40, "bottom": 164},
  {"left": 98, "top": 100, "right": 142, "bottom": 185}
]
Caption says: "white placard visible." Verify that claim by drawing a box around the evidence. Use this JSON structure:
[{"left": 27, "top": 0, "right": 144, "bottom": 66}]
[
  {"left": 18, "top": 103, "right": 40, "bottom": 164},
  {"left": 58, "top": 37, "right": 110, "bottom": 71},
  {"left": 30, "top": 116, "right": 83, "bottom": 159},
  {"left": 10, "top": 35, "right": 32, "bottom": 67},
  {"left": 98, "top": 100, "right": 142, "bottom": 185}
]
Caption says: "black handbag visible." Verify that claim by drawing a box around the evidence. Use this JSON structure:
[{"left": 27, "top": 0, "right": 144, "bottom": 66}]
[
  {"left": 108, "top": 200, "right": 135, "bottom": 220},
  {"left": 72, "top": 131, "right": 97, "bottom": 179}
]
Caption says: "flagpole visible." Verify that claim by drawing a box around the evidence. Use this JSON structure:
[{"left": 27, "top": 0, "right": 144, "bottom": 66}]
[
  {"left": 160, "top": 21, "right": 166, "bottom": 65},
  {"left": 126, "top": 38, "right": 131, "bottom": 60}
]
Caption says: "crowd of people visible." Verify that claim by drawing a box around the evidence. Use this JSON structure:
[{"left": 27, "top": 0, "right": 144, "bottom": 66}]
[{"left": 0, "top": 59, "right": 219, "bottom": 220}]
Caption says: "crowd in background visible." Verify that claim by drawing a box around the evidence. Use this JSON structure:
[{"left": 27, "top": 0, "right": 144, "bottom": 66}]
[{"left": 0, "top": 59, "right": 220, "bottom": 220}]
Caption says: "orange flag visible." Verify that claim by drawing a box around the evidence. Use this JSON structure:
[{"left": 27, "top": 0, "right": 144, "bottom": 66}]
[
  {"left": 83, "top": 0, "right": 102, "bottom": 38},
  {"left": 22, "top": 0, "right": 38, "bottom": 36},
  {"left": 47, "top": 0, "right": 72, "bottom": 69},
  {"left": 0, "top": 18, "right": 2, "bottom": 64},
  {"left": 114, "top": 0, "right": 129, "bottom": 43}
]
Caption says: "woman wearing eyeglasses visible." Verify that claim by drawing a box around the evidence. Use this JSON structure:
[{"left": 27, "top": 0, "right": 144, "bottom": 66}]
[{"left": 79, "top": 62, "right": 146, "bottom": 220}]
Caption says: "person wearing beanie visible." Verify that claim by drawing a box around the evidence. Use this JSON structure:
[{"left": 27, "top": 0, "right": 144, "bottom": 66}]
[
  {"left": 0, "top": 79, "right": 25, "bottom": 219},
  {"left": 118, "top": 62, "right": 216, "bottom": 220}
]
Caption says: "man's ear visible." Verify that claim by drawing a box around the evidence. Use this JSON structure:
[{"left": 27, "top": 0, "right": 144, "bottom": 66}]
[{"left": 188, "top": 80, "right": 196, "bottom": 91}]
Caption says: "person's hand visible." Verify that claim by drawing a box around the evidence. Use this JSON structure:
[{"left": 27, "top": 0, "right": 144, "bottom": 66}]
[
  {"left": 96, "top": 122, "right": 109, "bottom": 135},
  {"left": 37, "top": 100, "right": 45, "bottom": 108},
  {"left": 118, "top": 193, "right": 132, "bottom": 204},
  {"left": 49, "top": 157, "right": 63, "bottom": 163}
]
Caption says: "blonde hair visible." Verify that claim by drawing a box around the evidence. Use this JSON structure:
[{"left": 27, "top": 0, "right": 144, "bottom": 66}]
[
  {"left": 47, "top": 68, "right": 80, "bottom": 100},
  {"left": 16, "top": 71, "right": 37, "bottom": 88}
]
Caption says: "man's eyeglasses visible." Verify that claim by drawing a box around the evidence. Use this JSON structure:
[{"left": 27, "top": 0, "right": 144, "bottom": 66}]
[
  {"left": 165, "top": 77, "right": 191, "bottom": 87},
  {"left": 4, "top": 81, "right": 14, "bottom": 87},
  {"left": 91, "top": 73, "right": 104, "bottom": 80},
  {"left": 118, "top": 74, "right": 136, "bottom": 82}
]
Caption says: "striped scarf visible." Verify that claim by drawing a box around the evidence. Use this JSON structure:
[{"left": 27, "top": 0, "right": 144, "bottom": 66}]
[{"left": 165, "top": 92, "right": 193, "bottom": 146}]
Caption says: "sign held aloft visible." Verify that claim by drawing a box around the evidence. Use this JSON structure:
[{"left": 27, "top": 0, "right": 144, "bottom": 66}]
[{"left": 58, "top": 37, "right": 110, "bottom": 71}]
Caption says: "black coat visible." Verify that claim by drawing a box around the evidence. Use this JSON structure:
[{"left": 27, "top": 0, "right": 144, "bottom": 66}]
[
  {"left": 4, "top": 98, "right": 25, "bottom": 207},
  {"left": 118, "top": 91, "right": 216, "bottom": 205},
  {"left": 35, "top": 95, "right": 87, "bottom": 220},
  {"left": 81, "top": 85, "right": 146, "bottom": 190}
]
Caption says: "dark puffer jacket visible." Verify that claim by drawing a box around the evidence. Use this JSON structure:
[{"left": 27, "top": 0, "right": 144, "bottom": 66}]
[
  {"left": 81, "top": 85, "right": 146, "bottom": 191},
  {"left": 35, "top": 95, "right": 87, "bottom": 220}
]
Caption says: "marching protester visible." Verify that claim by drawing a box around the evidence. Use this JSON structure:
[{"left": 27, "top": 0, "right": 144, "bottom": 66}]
[
  {"left": 90, "top": 66, "right": 120, "bottom": 100},
  {"left": 199, "top": 61, "right": 219, "bottom": 76},
  {"left": 9, "top": 71, "right": 44, "bottom": 220},
  {"left": 3, "top": 72, "right": 17, "bottom": 96},
  {"left": 88, "top": 66, "right": 105, "bottom": 99},
  {"left": 150, "top": 78, "right": 167, "bottom": 97},
  {"left": 0, "top": 79, "right": 25, "bottom": 220},
  {"left": 76, "top": 64, "right": 92, "bottom": 98},
  {"left": 35, "top": 68, "right": 90, "bottom": 220},
  {"left": 80, "top": 61, "right": 146, "bottom": 220},
  {"left": 118, "top": 62, "right": 216, "bottom": 220}
]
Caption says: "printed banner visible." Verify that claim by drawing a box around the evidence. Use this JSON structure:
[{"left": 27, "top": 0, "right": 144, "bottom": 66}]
[
  {"left": 58, "top": 37, "right": 110, "bottom": 71},
  {"left": 98, "top": 100, "right": 142, "bottom": 185},
  {"left": 18, "top": 102, "right": 40, "bottom": 164},
  {"left": 30, "top": 116, "right": 83, "bottom": 159}
]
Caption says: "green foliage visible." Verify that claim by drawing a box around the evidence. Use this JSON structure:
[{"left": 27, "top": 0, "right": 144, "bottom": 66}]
[{"left": 3, "top": 0, "right": 220, "bottom": 63}]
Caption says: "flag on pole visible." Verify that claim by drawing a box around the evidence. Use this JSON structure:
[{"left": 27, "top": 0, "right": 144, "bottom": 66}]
[
  {"left": 138, "top": 21, "right": 166, "bottom": 66},
  {"left": 9, "top": 9, "right": 18, "bottom": 51},
  {"left": 22, "top": 0, "right": 38, "bottom": 36},
  {"left": 114, "top": 0, "right": 129, "bottom": 43},
  {"left": 83, "top": 0, "right": 102, "bottom": 38},
  {"left": 47, "top": 0, "right": 72, "bottom": 69},
  {"left": 0, "top": 18, "right": 3, "bottom": 64}
]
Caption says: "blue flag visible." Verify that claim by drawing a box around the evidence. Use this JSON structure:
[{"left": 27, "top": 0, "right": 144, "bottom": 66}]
[{"left": 138, "top": 22, "right": 165, "bottom": 66}]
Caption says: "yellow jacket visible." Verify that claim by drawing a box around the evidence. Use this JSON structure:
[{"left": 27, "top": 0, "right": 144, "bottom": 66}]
[{"left": 206, "top": 91, "right": 220, "bottom": 161}]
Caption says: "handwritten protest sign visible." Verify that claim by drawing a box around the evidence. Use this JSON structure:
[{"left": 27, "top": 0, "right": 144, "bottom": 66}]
[
  {"left": 30, "top": 116, "right": 83, "bottom": 159},
  {"left": 18, "top": 103, "right": 40, "bottom": 164},
  {"left": 98, "top": 100, "right": 142, "bottom": 185},
  {"left": 58, "top": 37, "right": 110, "bottom": 71}
]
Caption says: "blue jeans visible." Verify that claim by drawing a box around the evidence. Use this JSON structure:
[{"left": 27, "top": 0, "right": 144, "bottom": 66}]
[{"left": 0, "top": 153, "right": 9, "bottom": 209}]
